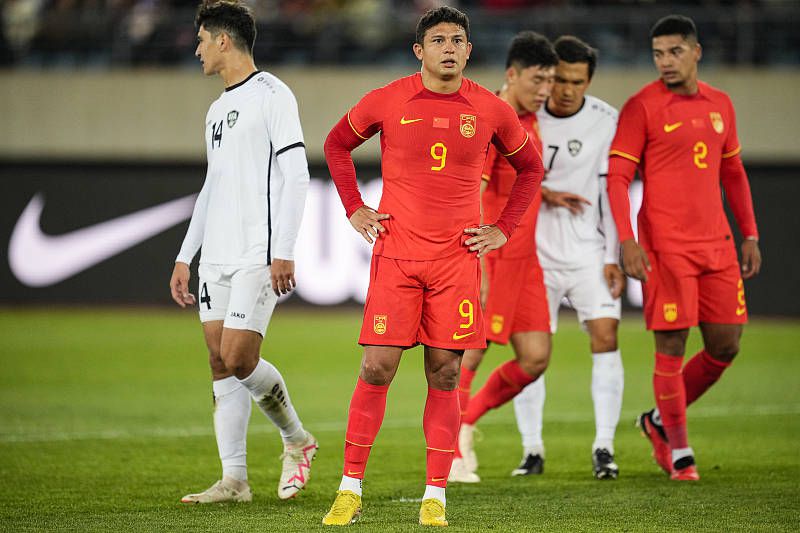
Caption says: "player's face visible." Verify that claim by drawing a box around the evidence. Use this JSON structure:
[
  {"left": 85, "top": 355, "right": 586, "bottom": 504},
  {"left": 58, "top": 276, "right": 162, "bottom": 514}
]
[
  {"left": 652, "top": 35, "right": 701, "bottom": 88},
  {"left": 549, "top": 61, "right": 591, "bottom": 116},
  {"left": 413, "top": 23, "right": 472, "bottom": 82},
  {"left": 506, "top": 64, "right": 555, "bottom": 114},
  {"left": 195, "top": 26, "right": 221, "bottom": 76}
]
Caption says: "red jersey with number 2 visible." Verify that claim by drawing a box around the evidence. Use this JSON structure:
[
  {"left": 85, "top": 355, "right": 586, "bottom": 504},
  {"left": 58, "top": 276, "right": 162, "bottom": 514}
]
[
  {"left": 610, "top": 80, "right": 742, "bottom": 251},
  {"left": 347, "top": 73, "right": 530, "bottom": 260},
  {"left": 482, "top": 112, "right": 543, "bottom": 259}
]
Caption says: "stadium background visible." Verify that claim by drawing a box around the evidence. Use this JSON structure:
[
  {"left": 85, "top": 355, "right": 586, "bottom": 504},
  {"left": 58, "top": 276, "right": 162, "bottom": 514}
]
[{"left": 1, "top": 2, "right": 799, "bottom": 531}]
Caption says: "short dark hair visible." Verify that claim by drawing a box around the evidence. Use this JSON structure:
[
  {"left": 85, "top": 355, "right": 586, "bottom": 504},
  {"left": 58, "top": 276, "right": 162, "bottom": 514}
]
[
  {"left": 505, "top": 31, "right": 558, "bottom": 70},
  {"left": 415, "top": 6, "right": 470, "bottom": 45},
  {"left": 650, "top": 14, "right": 698, "bottom": 42},
  {"left": 554, "top": 35, "right": 598, "bottom": 79},
  {"left": 195, "top": 1, "right": 256, "bottom": 54}
]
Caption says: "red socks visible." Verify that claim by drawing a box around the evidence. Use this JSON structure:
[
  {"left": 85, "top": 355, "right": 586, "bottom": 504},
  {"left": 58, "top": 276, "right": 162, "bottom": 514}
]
[
  {"left": 343, "top": 378, "right": 388, "bottom": 479},
  {"left": 458, "top": 367, "right": 476, "bottom": 417},
  {"left": 683, "top": 350, "right": 731, "bottom": 406},
  {"left": 653, "top": 352, "right": 688, "bottom": 449},
  {"left": 463, "top": 360, "right": 537, "bottom": 426},
  {"left": 424, "top": 388, "right": 460, "bottom": 487}
]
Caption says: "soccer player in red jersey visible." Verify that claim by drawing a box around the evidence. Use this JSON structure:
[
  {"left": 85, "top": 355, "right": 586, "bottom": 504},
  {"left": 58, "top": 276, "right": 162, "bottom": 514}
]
[
  {"left": 607, "top": 15, "right": 761, "bottom": 481},
  {"left": 447, "top": 31, "right": 557, "bottom": 484},
  {"left": 321, "top": 6, "right": 544, "bottom": 526}
]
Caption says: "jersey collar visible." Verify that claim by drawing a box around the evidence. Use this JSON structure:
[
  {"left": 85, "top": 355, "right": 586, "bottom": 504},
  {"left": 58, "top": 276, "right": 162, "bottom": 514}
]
[{"left": 225, "top": 71, "right": 261, "bottom": 92}]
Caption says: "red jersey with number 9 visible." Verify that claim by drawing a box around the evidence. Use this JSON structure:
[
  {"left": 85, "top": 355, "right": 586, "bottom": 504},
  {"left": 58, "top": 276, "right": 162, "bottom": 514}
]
[
  {"left": 609, "top": 80, "right": 742, "bottom": 251},
  {"left": 347, "top": 73, "right": 529, "bottom": 260}
]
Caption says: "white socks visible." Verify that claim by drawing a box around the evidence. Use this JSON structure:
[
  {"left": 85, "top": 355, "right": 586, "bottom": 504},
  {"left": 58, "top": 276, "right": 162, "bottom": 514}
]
[
  {"left": 212, "top": 376, "right": 251, "bottom": 481},
  {"left": 238, "top": 358, "right": 305, "bottom": 446},
  {"left": 339, "top": 475, "right": 363, "bottom": 496},
  {"left": 591, "top": 350, "right": 624, "bottom": 452},
  {"left": 514, "top": 376, "right": 546, "bottom": 452},
  {"left": 423, "top": 485, "right": 445, "bottom": 506},
  {"left": 513, "top": 350, "right": 623, "bottom": 454},
  {"left": 337, "top": 478, "right": 444, "bottom": 504}
]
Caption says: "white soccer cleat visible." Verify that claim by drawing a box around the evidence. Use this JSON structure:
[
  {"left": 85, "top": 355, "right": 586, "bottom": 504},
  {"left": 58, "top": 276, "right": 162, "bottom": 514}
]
[
  {"left": 180, "top": 476, "right": 252, "bottom": 504},
  {"left": 277, "top": 430, "right": 319, "bottom": 499},
  {"left": 458, "top": 423, "right": 479, "bottom": 473},
  {"left": 448, "top": 457, "right": 480, "bottom": 483}
]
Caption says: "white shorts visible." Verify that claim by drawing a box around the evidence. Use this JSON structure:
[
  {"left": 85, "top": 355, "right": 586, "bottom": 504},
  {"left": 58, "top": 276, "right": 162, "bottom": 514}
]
[
  {"left": 197, "top": 263, "right": 277, "bottom": 335},
  {"left": 544, "top": 263, "right": 621, "bottom": 333}
]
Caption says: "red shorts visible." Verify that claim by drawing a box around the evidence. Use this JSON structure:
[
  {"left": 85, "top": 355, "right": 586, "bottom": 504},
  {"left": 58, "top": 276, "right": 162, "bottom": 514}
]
[
  {"left": 483, "top": 254, "right": 550, "bottom": 344},
  {"left": 643, "top": 245, "right": 747, "bottom": 331},
  {"left": 359, "top": 252, "right": 486, "bottom": 350}
]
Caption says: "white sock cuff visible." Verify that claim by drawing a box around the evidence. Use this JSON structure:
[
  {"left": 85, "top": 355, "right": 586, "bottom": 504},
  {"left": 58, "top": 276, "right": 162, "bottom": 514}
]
[
  {"left": 339, "top": 475, "right": 363, "bottom": 496},
  {"left": 592, "top": 350, "right": 622, "bottom": 363},
  {"left": 238, "top": 358, "right": 270, "bottom": 387},
  {"left": 213, "top": 375, "right": 243, "bottom": 397},
  {"left": 423, "top": 485, "right": 446, "bottom": 506}
]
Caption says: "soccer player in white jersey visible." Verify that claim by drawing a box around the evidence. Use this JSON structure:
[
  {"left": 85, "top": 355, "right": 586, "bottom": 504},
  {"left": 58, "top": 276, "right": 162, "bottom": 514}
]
[
  {"left": 512, "top": 36, "right": 626, "bottom": 479},
  {"left": 169, "top": 2, "right": 316, "bottom": 503}
]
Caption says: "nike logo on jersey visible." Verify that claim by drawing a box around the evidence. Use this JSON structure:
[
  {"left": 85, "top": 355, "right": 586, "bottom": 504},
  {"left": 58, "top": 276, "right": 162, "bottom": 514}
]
[
  {"left": 8, "top": 193, "right": 197, "bottom": 287},
  {"left": 452, "top": 331, "right": 476, "bottom": 341},
  {"left": 663, "top": 122, "right": 683, "bottom": 133},
  {"left": 400, "top": 117, "right": 423, "bottom": 125}
]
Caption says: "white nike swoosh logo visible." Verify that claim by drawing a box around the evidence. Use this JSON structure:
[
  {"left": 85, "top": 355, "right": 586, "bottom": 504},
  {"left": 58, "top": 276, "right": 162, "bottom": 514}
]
[{"left": 9, "top": 192, "right": 197, "bottom": 287}]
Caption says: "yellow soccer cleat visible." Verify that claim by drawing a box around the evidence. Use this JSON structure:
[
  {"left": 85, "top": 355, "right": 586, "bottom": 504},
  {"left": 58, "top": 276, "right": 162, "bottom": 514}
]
[
  {"left": 322, "top": 490, "right": 362, "bottom": 526},
  {"left": 419, "top": 498, "right": 448, "bottom": 527}
]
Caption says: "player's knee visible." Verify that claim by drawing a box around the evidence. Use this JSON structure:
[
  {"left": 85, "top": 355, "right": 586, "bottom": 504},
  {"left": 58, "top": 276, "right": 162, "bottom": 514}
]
[
  {"left": 360, "top": 360, "right": 394, "bottom": 385},
  {"left": 590, "top": 330, "right": 618, "bottom": 353},
  {"left": 219, "top": 350, "right": 257, "bottom": 379},
  {"left": 706, "top": 339, "right": 740, "bottom": 362},
  {"left": 518, "top": 351, "right": 550, "bottom": 377},
  {"left": 430, "top": 364, "right": 460, "bottom": 390}
]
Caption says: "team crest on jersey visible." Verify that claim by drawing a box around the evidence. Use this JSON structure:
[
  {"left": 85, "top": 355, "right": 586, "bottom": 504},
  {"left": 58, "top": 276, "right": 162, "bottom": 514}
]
[
  {"left": 568, "top": 139, "right": 583, "bottom": 156},
  {"left": 460, "top": 114, "right": 476, "bottom": 138},
  {"left": 490, "top": 314, "right": 504, "bottom": 335},
  {"left": 709, "top": 112, "right": 724, "bottom": 134},
  {"left": 227, "top": 110, "right": 239, "bottom": 128},
  {"left": 373, "top": 315, "right": 387, "bottom": 335},
  {"left": 663, "top": 303, "right": 678, "bottom": 323}
]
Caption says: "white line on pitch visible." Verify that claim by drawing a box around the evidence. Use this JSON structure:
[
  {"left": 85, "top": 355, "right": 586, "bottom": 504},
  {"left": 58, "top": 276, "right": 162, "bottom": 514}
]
[{"left": 2, "top": 404, "right": 798, "bottom": 444}]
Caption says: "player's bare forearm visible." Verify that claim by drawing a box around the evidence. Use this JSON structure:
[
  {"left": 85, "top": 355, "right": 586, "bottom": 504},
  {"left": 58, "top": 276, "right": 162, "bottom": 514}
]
[
  {"left": 169, "top": 262, "right": 196, "bottom": 308},
  {"left": 464, "top": 224, "right": 508, "bottom": 258},
  {"left": 603, "top": 263, "right": 626, "bottom": 299},
  {"left": 270, "top": 258, "right": 296, "bottom": 296},
  {"left": 349, "top": 205, "right": 390, "bottom": 244},
  {"left": 741, "top": 238, "right": 762, "bottom": 280},
  {"left": 620, "top": 239, "right": 651, "bottom": 282}
]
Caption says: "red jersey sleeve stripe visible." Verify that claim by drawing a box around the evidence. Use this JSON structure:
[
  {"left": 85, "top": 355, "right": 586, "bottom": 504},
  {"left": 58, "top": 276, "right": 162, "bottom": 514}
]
[
  {"left": 609, "top": 149, "right": 641, "bottom": 164},
  {"left": 722, "top": 146, "right": 742, "bottom": 159},
  {"left": 502, "top": 134, "right": 529, "bottom": 157},
  {"left": 347, "top": 111, "right": 369, "bottom": 140},
  {"left": 481, "top": 173, "right": 491, "bottom": 182}
]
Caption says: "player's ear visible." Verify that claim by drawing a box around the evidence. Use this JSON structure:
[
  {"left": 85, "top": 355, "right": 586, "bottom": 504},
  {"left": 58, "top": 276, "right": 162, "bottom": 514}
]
[
  {"left": 413, "top": 42, "right": 424, "bottom": 61},
  {"left": 466, "top": 41, "right": 472, "bottom": 60},
  {"left": 505, "top": 65, "right": 518, "bottom": 85},
  {"left": 695, "top": 42, "right": 702, "bottom": 62}
]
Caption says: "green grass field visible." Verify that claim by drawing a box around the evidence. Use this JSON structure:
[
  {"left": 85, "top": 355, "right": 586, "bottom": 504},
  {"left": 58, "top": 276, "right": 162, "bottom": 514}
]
[{"left": 1, "top": 308, "right": 798, "bottom": 532}]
